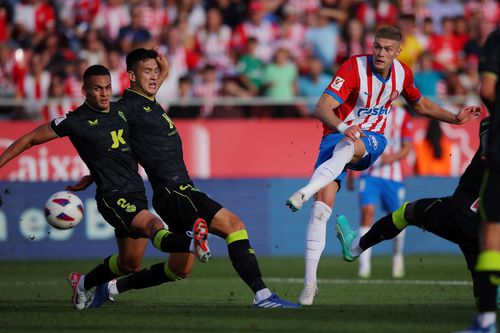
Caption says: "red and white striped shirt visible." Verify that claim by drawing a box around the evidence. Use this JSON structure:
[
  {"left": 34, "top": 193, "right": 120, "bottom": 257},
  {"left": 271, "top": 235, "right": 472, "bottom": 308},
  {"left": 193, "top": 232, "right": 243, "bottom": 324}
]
[
  {"left": 362, "top": 105, "right": 412, "bottom": 182},
  {"left": 323, "top": 54, "right": 421, "bottom": 136}
]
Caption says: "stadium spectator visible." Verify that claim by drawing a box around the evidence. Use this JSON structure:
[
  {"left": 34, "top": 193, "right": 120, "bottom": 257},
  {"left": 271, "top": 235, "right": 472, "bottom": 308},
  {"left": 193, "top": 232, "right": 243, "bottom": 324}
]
[
  {"left": 206, "top": 0, "right": 247, "bottom": 29},
  {"left": 193, "top": 64, "right": 221, "bottom": 117},
  {"left": 79, "top": 30, "right": 108, "bottom": 67},
  {"left": 94, "top": 0, "right": 130, "bottom": 44},
  {"left": 304, "top": 7, "right": 341, "bottom": 71},
  {"left": 0, "top": 2, "right": 12, "bottom": 43},
  {"left": 167, "top": 75, "right": 200, "bottom": 119},
  {"left": 18, "top": 52, "right": 50, "bottom": 119},
  {"left": 354, "top": 0, "right": 399, "bottom": 31},
  {"left": 426, "top": 0, "right": 464, "bottom": 34},
  {"left": 237, "top": 36, "right": 264, "bottom": 95},
  {"left": 108, "top": 49, "right": 128, "bottom": 97},
  {"left": 415, "top": 119, "right": 453, "bottom": 176},
  {"left": 298, "top": 56, "right": 331, "bottom": 114},
  {"left": 414, "top": 53, "right": 446, "bottom": 105},
  {"left": 194, "top": 7, "right": 232, "bottom": 71},
  {"left": 138, "top": 0, "right": 169, "bottom": 40},
  {"left": 42, "top": 74, "right": 76, "bottom": 121},
  {"left": 397, "top": 14, "right": 424, "bottom": 70},
  {"left": 428, "top": 17, "right": 463, "bottom": 72},
  {"left": 231, "top": 0, "right": 278, "bottom": 63},
  {"left": 336, "top": 18, "right": 369, "bottom": 66},
  {"left": 117, "top": 5, "right": 152, "bottom": 54},
  {"left": 275, "top": 4, "right": 307, "bottom": 65}
]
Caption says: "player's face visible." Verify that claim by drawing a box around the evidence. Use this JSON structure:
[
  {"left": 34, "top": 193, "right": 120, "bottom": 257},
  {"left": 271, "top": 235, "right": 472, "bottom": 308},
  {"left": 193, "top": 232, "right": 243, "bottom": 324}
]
[
  {"left": 372, "top": 38, "right": 401, "bottom": 72},
  {"left": 82, "top": 75, "right": 112, "bottom": 110},
  {"left": 131, "top": 58, "right": 160, "bottom": 97}
]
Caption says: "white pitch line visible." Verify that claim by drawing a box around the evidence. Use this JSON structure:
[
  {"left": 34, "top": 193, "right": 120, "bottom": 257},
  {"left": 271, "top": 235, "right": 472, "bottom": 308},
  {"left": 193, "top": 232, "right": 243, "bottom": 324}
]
[
  {"left": 0, "top": 277, "right": 472, "bottom": 287},
  {"left": 267, "top": 277, "right": 472, "bottom": 286}
]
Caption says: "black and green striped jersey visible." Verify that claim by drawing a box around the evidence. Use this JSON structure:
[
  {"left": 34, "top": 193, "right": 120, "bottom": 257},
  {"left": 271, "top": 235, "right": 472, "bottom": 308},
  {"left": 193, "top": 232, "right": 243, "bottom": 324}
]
[
  {"left": 115, "top": 89, "right": 192, "bottom": 191},
  {"left": 50, "top": 102, "right": 145, "bottom": 196}
]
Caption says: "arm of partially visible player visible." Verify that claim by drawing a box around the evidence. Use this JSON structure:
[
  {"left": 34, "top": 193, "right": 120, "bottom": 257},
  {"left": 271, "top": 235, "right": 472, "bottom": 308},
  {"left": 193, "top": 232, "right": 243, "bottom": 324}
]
[
  {"left": 156, "top": 50, "right": 169, "bottom": 87},
  {"left": 0, "top": 123, "right": 57, "bottom": 169},
  {"left": 479, "top": 73, "right": 497, "bottom": 111},
  {"left": 66, "top": 175, "right": 94, "bottom": 191},
  {"left": 410, "top": 96, "right": 481, "bottom": 124},
  {"left": 315, "top": 94, "right": 364, "bottom": 141},
  {"left": 380, "top": 140, "right": 412, "bottom": 164}
]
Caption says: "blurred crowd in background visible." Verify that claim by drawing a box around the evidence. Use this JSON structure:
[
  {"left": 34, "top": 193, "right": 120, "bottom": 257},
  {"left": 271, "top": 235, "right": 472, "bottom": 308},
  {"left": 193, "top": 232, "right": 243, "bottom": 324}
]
[{"left": 0, "top": 0, "right": 497, "bottom": 121}]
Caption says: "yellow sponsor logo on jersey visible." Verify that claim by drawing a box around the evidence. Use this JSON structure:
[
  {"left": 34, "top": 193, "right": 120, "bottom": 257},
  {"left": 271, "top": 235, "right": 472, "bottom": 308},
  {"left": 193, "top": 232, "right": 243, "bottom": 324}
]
[
  {"left": 179, "top": 184, "right": 192, "bottom": 191},
  {"left": 143, "top": 106, "right": 152, "bottom": 112},
  {"left": 110, "top": 129, "right": 126, "bottom": 148},
  {"left": 161, "top": 113, "right": 175, "bottom": 129},
  {"left": 88, "top": 119, "right": 99, "bottom": 126},
  {"left": 118, "top": 110, "right": 127, "bottom": 122},
  {"left": 117, "top": 198, "right": 137, "bottom": 213}
]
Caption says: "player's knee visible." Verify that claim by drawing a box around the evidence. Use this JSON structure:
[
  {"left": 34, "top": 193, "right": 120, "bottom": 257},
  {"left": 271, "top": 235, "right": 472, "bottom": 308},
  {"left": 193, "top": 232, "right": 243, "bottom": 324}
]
[
  {"left": 210, "top": 209, "right": 245, "bottom": 237},
  {"left": 119, "top": 261, "right": 142, "bottom": 274},
  {"left": 168, "top": 264, "right": 191, "bottom": 279}
]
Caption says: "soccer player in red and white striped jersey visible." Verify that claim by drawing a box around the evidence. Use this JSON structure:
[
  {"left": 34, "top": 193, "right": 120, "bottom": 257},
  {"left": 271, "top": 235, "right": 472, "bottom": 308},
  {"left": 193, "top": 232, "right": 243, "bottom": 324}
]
[{"left": 286, "top": 26, "right": 482, "bottom": 306}]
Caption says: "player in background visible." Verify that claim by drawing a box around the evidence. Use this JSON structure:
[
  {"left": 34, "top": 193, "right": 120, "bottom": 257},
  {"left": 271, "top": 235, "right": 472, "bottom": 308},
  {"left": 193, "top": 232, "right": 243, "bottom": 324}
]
[
  {"left": 335, "top": 117, "right": 499, "bottom": 321},
  {"left": 83, "top": 48, "right": 299, "bottom": 309},
  {"left": 458, "top": 28, "right": 500, "bottom": 333},
  {"left": 0, "top": 65, "right": 210, "bottom": 310},
  {"left": 288, "top": 26, "right": 482, "bottom": 306},
  {"left": 347, "top": 104, "right": 412, "bottom": 279}
]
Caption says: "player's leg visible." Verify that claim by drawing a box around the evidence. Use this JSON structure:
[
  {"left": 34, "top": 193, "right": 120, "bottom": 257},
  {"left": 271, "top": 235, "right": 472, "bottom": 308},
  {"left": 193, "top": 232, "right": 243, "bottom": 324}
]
[
  {"left": 382, "top": 180, "right": 406, "bottom": 278},
  {"left": 209, "top": 208, "right": 299, "bottom": 308},
  {"left": 335, "top": 200, "right": 413, "bottom": 261},
  {"left": 298, "top": 182, "right": 336, "bottom": 305},
  {"left": 357, "top": 176, "right": 380, "bottom": 278},
  {"left": 287, "top": 134, "right": 366, "bottom": 212}
]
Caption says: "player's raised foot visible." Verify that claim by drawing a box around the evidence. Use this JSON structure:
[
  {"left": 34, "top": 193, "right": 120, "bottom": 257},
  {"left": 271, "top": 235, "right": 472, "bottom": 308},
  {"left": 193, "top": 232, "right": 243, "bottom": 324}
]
[
  {"left": 392, "top": 255, "right": 405, "bottom": 278},
  {"left": 286, "top": 191, "right": 306, "bottom": 212},
  {"left": 335, "top": 215, "right": 359, "bottom": 262},
  {"left": 253, "top": 293, "right": 301, "bottom": 309},
  {"left": 453, "top": 315, "right": 497, "bottom": 333},
  {"left": 298, "top": 282, "right": 318, "bottom": 306},
  {"left": 193, "top": 218, "right": 211, "bottom": 263},
  {"left": 67, "top": 272, "right": 93, "bottom": 310},
  {"left": 89, "top": 280, "right": 116, "bottom": 308}
]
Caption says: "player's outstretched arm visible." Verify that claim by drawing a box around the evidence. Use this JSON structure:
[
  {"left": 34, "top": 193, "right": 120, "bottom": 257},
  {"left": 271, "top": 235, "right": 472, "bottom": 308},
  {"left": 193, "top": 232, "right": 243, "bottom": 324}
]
[
  {"left": 66, "top": 175, "right": 94, "bottom": 192},
  {"left": 0, "top": 123, "right": 57, "bottom": 169},
  {"left": 410, "top": 96, "right": 481, "bottom": 124},
  {"left": 315, "top": 93, "right": 364, "bottom": 141}
]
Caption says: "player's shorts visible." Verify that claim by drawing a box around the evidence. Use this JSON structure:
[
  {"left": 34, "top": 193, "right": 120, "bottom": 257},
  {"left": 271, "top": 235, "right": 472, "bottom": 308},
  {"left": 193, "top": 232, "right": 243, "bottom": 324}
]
[
  {"left": 358, "top": 175, "right": 405, "bottom": 213},
  {"left": 479, "top": 169, "right": 500, "bottom": 222},
  {"left": 152, "top": 183, "right": 223, "bottom": 234},
  {"left": 314, "top": 131, "right": 387, "bottom": 184},
  {"left": 412, "top": 197, "right": 480, "bottom": 271},
  {"left": 96, "top": 191, "right": 149, "bottom": 239}
]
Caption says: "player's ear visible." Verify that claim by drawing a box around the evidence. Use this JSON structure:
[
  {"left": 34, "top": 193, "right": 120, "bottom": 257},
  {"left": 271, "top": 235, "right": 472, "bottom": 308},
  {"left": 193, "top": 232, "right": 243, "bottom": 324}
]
[
  {"left": 81, "top": 85, "right": 87, "bottom": 97},
  {"left": 128, "top": 70, "right": 136, "bottom": 83}
]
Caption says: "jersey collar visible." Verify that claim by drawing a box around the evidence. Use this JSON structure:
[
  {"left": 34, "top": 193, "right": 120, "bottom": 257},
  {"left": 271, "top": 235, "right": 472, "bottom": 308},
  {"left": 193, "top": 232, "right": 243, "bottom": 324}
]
[
  {"left": 84, "top": 101, "right": 110, "bottom": 113},
  {"left": 125, "top": 88, "right": 155, "bottom": 102},
  {"left": 369, "top": 55, "right": 392, "bottom": 84}
]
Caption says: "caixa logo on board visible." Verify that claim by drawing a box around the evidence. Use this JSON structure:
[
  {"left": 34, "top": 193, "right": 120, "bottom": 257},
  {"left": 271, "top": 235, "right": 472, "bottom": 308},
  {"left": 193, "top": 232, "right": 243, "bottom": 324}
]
[{"left": 356, "top": 107, "right": 390, "bottom": 117}]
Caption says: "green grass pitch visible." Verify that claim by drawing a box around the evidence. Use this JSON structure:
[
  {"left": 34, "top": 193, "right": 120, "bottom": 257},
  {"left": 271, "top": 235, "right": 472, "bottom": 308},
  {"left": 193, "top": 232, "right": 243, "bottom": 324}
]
[{"left": 0, "top": 255, "right": 486, "bottom": 333}]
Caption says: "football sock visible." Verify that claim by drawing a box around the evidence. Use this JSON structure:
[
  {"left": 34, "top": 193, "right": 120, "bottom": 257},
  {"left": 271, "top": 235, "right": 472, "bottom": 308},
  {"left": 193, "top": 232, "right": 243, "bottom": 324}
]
[
  {"left": 226, "top": 230, "right": 266, "bottom": 294},
  {"left": 152, "top": 229, "right": 191, "bottom": 253},
  {"left": 254, "top": 288, "right": 273, "bottom": 303},
  {"left": 304, "top": 201, "right": 332, "bottom": 284},
  {"left": 358, "top": 226, "right": 371, "bottom": 277},
  {"left": 116, "top": 262, "right": 181, "bottom": 293},
  {"left": 475, "top": 251, "right": 500, "bottom": 312},
  {"left": 393, "top": 229, "right": 406, "bottom": 256},
  {"left": 83, "top": 254, "right": 125, "bottom": 290},
  {"left": 359, "top": 213, "right": 402, "bottom": 251},
  {"left": 477, "top": 312, "right": 497, "bottom": 328},
  {"left": 300, "top": 140, "right": 354, "bottom": 201}
]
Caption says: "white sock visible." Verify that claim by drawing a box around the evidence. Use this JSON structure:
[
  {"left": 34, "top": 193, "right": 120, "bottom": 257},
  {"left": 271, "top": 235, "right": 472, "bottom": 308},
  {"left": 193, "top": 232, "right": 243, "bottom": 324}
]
[
  {"left": 189, "top": 239, "right": 195, "bottom": 253},
  {"left": 77, "top": 275, "right": 86, "bottom": 290},
  {"left": 393, "top": 229, "right": 406, "bottom": 257},
  {"left": 358, "top": 226, "right": 371, "bottom": 276},
  {"left": 478, "top": 312, "right": 497, "bottom": 327},
  {"left": 300, "top": 140, "right": 354, "bottom": 201},
  {"left": 254, "top": 288, "right": 272, "bottom": 303},
  {"left": 304, "top": 201, "right": 332, "bottom": 284},
  {"left": 108, "top": 281, "right": 119, "bottom": 297}
]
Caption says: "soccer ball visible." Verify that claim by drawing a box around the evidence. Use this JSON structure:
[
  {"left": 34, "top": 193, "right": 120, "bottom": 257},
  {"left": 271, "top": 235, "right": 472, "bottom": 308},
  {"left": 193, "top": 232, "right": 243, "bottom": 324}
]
[{"left": 44, "top": 191, "right": 84, "bottom": 230}]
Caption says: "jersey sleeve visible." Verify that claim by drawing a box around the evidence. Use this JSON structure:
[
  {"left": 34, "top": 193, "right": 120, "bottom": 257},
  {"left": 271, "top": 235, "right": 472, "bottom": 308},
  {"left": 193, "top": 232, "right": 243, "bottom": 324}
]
[
  {"left": 49, "top": 114, "right": 72, "bottom": 138},
  {"left": 478, "top": 30, "right": 499, "bottom": 77},
  {"left": 401, "top": 64, "right": 422, "bottom": 103},
  {"left": 400, "top": 110, "right": 413, "bottom": 142},
  {"left": 323, "top": 57, "right": 358, "bottom": 104}
]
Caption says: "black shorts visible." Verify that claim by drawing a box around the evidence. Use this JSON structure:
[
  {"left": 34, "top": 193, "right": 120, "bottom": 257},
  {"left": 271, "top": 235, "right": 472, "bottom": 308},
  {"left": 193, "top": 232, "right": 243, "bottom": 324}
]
[
  {"left": 96, "top": 191, "right": 149, "bottom": 239},
  {"left": 479, "top": 169, "right": 500, "bottom": 222},
  {"left": 412, "top": 197, "right": 480, "bottom": 271},
  {"left": 152, "top": 184, "right": 223, "bottom": 234}
]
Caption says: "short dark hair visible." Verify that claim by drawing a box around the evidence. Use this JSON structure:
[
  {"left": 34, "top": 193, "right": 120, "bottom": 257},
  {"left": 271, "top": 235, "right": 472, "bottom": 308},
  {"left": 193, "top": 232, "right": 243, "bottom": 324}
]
[
  {"left": 126, "top": 48, "right": 158, "bottom": 71},
  {"left": 374, "top": 26, "right": 402, "bottom": 42},
  {"left": 83, "top": 65, "right": 110, "bottom": 87}
]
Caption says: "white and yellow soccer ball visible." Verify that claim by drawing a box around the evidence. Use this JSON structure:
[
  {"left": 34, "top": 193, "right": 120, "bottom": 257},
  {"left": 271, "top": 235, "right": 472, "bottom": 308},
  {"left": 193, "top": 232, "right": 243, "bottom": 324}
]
[{"left": 44, "top": 191, "right": 84, "bottom": 230}]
